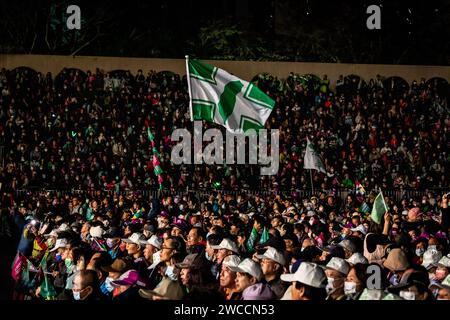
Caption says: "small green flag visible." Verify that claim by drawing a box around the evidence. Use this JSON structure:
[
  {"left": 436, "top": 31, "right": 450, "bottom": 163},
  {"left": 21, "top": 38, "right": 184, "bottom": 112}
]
[
  {"left": 259, "top": 227, "right": 269, "bottom": 244},
  {"left": 371, "top": 191, "right": 388, "bottom": 224},
  {"left": 246, "top": 227, "right": 258, "bottom": 252},
  {"left": 147, "top": 128, "right": 154, "bottom": 141},
  {"left": 154, "top": 165, "right": 163, "bottom": 176},
  {"left": 152, "top": 147, "right": 160, "bottom": 157}
]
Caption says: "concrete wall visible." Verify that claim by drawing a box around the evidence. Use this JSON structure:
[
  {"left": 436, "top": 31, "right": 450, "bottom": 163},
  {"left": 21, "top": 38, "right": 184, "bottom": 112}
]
[{"left": 1, "top": 54, "right": 449, "bottom": 88}]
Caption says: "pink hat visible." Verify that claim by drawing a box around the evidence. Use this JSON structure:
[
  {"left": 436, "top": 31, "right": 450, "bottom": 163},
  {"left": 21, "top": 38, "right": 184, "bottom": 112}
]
[
  {"left": 408, "top": 207, "right": 421, "bottom": 221},
  {"left": 242, "top": 283, "right": 275, "bottom": 300},
  {"left": 110, "top": 270, "right": 147, "bottom": 287}
]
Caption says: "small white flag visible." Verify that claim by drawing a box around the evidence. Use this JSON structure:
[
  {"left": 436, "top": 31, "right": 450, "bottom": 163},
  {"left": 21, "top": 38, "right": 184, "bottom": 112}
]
[{"left": 304, "top": 138, "right": 326, "bottom": 173}]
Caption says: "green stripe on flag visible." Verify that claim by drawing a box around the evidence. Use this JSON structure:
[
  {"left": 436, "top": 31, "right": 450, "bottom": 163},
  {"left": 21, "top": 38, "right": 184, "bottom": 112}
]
[
  {"left": 218, "top": 80, "right": 244, "bottom": 124},
  {"left": 259, "top": 227, "right": 269, "bottom": 244},
  {"left": 246, "top": 226, "right": 258, "bottom": 253},
  {"left": 189, "top": 59, "right": 218, "bottom": 84},
  {"left": 239, "top": 115, "right": 263, "bottom": 133},
  {"left": 192, "top": 99, "right": 216, "bottom": 122},
  {"left": 243, "top": 83, "right": 275, "bottom": 110}
]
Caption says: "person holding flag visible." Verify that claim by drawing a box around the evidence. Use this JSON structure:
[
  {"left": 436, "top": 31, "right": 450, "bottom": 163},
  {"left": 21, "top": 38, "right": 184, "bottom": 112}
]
[
  {"left": 303, "top": 137, "right": 326, "bottom": 194},
  {"left": 246, "top": 215, "right": 266, "bottom": 253},
  {"left": 371, "top": 190, "right": 389, "bottom": 225}
]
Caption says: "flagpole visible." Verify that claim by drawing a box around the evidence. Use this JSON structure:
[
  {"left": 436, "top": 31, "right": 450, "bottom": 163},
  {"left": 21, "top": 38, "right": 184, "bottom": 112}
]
[
  {"left": 310, "top": 169, "right": 314, "bottom": 195},
  {"left": 380, "top": 189, "right": 388, "bottom": 212},
  {"left": 185, "top": 55, "right": 194, "bottom": 122}
]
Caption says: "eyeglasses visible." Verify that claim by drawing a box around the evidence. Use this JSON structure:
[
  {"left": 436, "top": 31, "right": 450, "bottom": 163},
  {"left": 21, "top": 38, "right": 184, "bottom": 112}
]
[{"left": 161, "top": 245, "right": 174, "bottom": 250}]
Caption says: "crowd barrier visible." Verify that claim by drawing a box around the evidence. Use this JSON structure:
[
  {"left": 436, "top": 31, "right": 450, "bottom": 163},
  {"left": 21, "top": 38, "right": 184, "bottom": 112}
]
[{"left": 10, "top": 187, "right": 449, "bottom": 203}]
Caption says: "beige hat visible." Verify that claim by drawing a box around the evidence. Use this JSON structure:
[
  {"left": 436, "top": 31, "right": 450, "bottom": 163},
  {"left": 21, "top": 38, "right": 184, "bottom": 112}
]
[
  {"left": 383, "top": 248, "right": 410, "bottom": 272},
  {"left": 280, "top": 262, "right": 327, "bottom": 288},
  {"left": 229, "top": 258, "right": 263, "bottom": 281},
  {"left": 256, "top": 246, "right": 286, "bottom": 266},
  {"left": 139, "top": 277, "right": 184, "bottom": 300}
]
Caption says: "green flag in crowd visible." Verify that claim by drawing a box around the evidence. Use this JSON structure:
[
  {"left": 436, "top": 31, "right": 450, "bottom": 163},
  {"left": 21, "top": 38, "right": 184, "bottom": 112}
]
[
  {"left": 259, "top": 227, "right": 269, "bottom": 244},
  {"left": 371, "top": 191, "right": 388, "bottom": 224},
  {"left": 246, "top": 226, "right": 258, "bottom": 252}
]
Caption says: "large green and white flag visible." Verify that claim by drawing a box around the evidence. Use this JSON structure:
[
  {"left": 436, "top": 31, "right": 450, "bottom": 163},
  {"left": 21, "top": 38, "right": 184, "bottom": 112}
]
[
  {"left": 185, "top": 56, "right": 275, "bottom": 134},
  {"left": 371, "top": 191, "right": 388, "bottom": 224},
  {"left": 304, "top": 138, "right": 326, "bottom": 173}
]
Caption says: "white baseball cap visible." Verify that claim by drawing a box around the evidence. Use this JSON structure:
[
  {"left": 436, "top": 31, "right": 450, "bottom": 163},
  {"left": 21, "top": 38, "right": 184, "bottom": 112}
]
[
  {"left": 437, "top": 255, "right": 450, "bottom": 268},
  {"left": 222, "top": 255, "right": 241, "bottom": 269},
  {"left": 338, "top": 239, "right": 357, "bottom": 253},
  {"left": 44, "top": 230, "right": 59, "bottom": 238},
  {"left": 346, "top": 252, "right": 368, "bottom": 265},
  {"left": 256, "top": 246, "right": 286, "bottom": 266},
  {"left": 325, "top": 257, "right": 350, "bottom": 275},
  {"left": 122, "top": 232, "right": 147, "bottom": 246},
  {"left": 350, "top": 224, "right": 367, "bottom": 235},
  {"left": 433, "top": 274, "right": 450, "bottom": 290},
  {"left": 422, "top": 249, "right": 442, "bottom": 270},
  {"left": 211, "top": 238, "right": 239, "bottom": 254},
  {"left": 229, "top": 258, "right": 263, "bottom": 281},
  {"left": 280, "top": 262, "right": 327, "bottom": 288},
  {"left": 89, "top": 225, "right": 104, "bottom": 238},
  {"left": 57, "top": 223, "right": 70, "bottom": 232},
  {"left": 148, "top": 251, "right": 161, "bottom": 270},
  {"left": 49, "top": 238, "right": 68, "bottom": 252},
  {"left": 146, "top": 235, "right": 162, "bottom": 250}
]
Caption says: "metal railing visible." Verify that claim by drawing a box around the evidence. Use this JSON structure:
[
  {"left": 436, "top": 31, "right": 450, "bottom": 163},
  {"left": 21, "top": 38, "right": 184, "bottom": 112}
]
[{"left": 10, "top": 187, "right": 448, "bottom": 203}]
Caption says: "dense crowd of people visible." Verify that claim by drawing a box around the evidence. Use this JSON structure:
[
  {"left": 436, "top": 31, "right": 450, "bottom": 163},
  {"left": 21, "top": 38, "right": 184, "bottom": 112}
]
[
  {"left": 0, "top": 67, "right": 448, "bottom": 193},
  {"left": 2, "top": 190, "right": 450, "bottom": 300},
  {"left": 0, "top": 66, "right": 449, "bottom": 300}
]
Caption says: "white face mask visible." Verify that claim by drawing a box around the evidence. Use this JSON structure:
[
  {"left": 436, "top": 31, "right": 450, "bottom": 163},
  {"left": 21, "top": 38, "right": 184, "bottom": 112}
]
[
  {"left": 344, "top": 281, "right": 357, "bottom": 295},
  {"left": 326, "top": 277, "right": 335, "bottom": 294},
  {"left": 399, "top": 290, "right": 415, "bottom": 300},
  {"left": 165, "top": 265, "right": 177, "bottom": 281},
  {"left": 103, "top": 277, "right": 114, "bottom": 292},
  {"left": 73, "top": 290, "right": 81, "bottom": 300}
]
